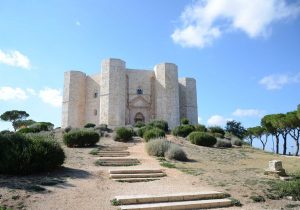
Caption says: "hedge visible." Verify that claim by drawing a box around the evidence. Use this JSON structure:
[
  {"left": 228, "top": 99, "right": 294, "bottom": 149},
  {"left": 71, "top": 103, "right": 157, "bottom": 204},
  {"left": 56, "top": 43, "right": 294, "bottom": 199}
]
[
  {"left": 0, "top": 133, "right": 65, "bottom": 175},
  {"left": 143, "top": 128, "right": 165, "bottom": 142},
  {"left": 172, "top": 125, "right": 195, "bottom": 137},
  {"left": 188, "top": 131, "right": 217, "bottom": 147},
  {"left": 63, "top": 129, "right": 100, "bottom": 147},
  {"left": 114, "top": 127, "right": 133, "bottom": 142}
]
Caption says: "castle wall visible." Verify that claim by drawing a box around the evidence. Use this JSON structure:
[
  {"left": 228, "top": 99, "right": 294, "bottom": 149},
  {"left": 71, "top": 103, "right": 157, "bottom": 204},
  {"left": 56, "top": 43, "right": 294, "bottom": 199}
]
[
  {"left": 85, "top": 74, "right": 100, "bottom": 125},
  {"left": 100, "top": 58, "right": 126, "bottom": 126},
  {"left": 62, "top": 71, "right": 86, "bottom": 128},
  {"left": 154, "top": 63, "right": 180, "bottom": 129},
  {"left": 126, "top": 69, "right": 154, "bottom": 124},
  {"left": 179, "top": 78, "right": 198, "bottom": 125}
]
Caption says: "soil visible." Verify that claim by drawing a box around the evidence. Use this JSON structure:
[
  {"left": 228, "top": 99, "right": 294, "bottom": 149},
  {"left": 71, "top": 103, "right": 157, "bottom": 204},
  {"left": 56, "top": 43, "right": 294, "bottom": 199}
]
[{"left": 0, "top": 132, "right": 300, "bottom": 210}]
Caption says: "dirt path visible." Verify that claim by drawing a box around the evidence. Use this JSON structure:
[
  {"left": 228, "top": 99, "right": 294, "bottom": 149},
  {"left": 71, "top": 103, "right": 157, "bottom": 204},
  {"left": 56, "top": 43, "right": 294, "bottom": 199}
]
[{"left": 25, "top": 136, "right": 219, "bottom": 210}]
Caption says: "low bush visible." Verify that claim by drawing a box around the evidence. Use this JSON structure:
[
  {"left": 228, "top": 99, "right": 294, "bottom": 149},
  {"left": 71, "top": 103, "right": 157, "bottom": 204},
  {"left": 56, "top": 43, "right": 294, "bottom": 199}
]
[
  {"left": 208, "top": 126, "right": 225, "bottom": 136},
  {"left": 250, "top": 195, "right": 265, "bottom": 202},
  {"left": 84, "top": 123, "right": 96, "bottom": 128},
  {"left": 145, "top": 138, "right": 171, "bottom": 157},
  {"left": 148, "top": 120, "right": 169, "bottom": 132},
  {"left": 165, "top": 144, "right": 187, "bottom": 161},
  {"left": 17, "top": 127, "right": 37, "bottom": 134},
  {"left": 188, "top": 131, "right": 217, "bottom": 147},
  {"left": 137, "top": 126, "right": 152, "bottom": 137},
  {"left": 64, "top": 126, "right": 72, "bottom": 133},
  {"left": 29, "top": 122, "right": 54, "bottom": 131},
  {"left": 114, "top": 127, "right": 133, "bottom": 142},
  {"left": 231, "top": 137, "right": 243, "bottom": 146},
  {"left": 143, "top": 128, "right": 165, "bottom": 142},
  {"left": 194, "top": 124, "right": 207, "bottom": 132},
  {"left": 172, "top": 125, "right": 195, "bottom": 137},
  {"left": 215, "top": 139, "right": 232, "bottom": 148},
  {"left": 0, "top": 133, "right": 65, "bottom": 175},
  {"left": 271, "top": 179, "right": 300, "bottom": 200},
  {"left": 213, "top": 132, "right": 224, "bottom": 138},
  {"left": 63, "top": 129, "right": 100, "bottom": 147},
  {"left": 134, "top": 121, "right": 145, "bottom": 128},
  {"left": 0, "top": 130, "right": 13, "bottom": 135},
  {"left": 181, "top": 118, "right": 189, "bottom": 125}
]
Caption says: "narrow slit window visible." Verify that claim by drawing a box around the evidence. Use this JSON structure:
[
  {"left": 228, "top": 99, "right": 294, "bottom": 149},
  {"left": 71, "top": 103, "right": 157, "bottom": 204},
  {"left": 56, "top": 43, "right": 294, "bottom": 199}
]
[
  {"left": 94, "top": 92, "right": 98, "bottom": 98},
  {"left": 137, "top": 88, "right": 143, "bottom": 95},
  {"left": 94, "top": 109, "right": 97, "bottom": 116}
]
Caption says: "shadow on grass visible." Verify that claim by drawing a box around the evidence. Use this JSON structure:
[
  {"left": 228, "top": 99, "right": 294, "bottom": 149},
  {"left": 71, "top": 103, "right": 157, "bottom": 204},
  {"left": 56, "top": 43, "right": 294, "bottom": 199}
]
[{"left": 0, "top": 166, "right": 91, "bottom": 193}]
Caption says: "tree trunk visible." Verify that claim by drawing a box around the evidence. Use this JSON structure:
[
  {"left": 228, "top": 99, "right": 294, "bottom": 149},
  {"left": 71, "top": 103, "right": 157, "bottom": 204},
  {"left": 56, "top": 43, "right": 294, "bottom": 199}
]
[
  {"left": 296, "top": 141, "right": 299, "bottom": 156},
  {"left": 275, "top": 134, "right": 280, "bottom": 154},
  {"left": 282, "top": 132, "right": 288, "bottom": 155}
]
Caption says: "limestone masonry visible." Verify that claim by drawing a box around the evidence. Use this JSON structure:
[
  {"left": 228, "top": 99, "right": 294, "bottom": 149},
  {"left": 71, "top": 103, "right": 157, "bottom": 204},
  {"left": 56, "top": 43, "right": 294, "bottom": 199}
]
[{"left": 62, "top": 58, "right": 198, "bottom": 129}]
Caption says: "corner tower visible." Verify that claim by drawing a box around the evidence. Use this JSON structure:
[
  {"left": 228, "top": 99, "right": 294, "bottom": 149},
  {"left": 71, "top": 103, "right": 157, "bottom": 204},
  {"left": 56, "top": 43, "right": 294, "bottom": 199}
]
[
  {"left": 179, "top": 78, "right": 198, "bottom": 124},
  {"left": 62, "top": 71, "right": 86, "bottom": 128},
  {"left": 100, "top": 58, "right": 126, "bottom": 126},
  {"left": 154, "top": 63, "right": 180, "bottom": 129}
]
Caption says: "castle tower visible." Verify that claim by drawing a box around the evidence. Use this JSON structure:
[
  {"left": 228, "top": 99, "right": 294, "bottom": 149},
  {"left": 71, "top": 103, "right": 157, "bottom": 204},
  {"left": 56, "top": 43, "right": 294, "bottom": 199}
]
[
  {"left": 154, "top": 63, "right": 180, "bottom": 129},
  {"left": 99, "top": 58, "right": 126, "bottom": 126},
  {"left": 62, "top": 71, "right": 86, "bottom": 128},
  {"left": 179, "top": 78, "right": 198, "bottom": 124}
]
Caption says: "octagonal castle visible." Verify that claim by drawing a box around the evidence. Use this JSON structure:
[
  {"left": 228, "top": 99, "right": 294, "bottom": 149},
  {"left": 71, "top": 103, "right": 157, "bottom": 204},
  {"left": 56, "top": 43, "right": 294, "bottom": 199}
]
[{"left": 62, "top": 58, "right": 198, "bottom": 129}]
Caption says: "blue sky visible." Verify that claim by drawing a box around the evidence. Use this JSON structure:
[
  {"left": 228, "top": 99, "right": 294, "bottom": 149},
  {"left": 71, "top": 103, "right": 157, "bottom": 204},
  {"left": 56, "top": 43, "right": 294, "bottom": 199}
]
[{"left": 0, "top": 0, "right": 300, "bottom": 152}]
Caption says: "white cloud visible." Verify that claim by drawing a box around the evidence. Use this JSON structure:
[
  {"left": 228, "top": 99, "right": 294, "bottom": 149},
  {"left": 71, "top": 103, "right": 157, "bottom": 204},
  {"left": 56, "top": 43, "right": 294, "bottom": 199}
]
[
  {"left": 207, "top": 115, "right": 232, "bottom": 126},
  {"left": 172, "top": 0, "right": 300, "bottom": 48},
  {"left": 259, "top": 73, "right": 300, "bottom": 90},
  {"left": 26, "top": 88, "right": 36, "bottom": 95},
  {"left": 232, "top": 108, "right": 264, "bottom": 117},
  {"left": 39, "top": 88, "right": 62, "bottom": 107},
  {"left": 76, "top": 21, "right": 81, "bottom": 26},
  {"left": 0, "top": 50, "right": 31, "bottom": 69},
  {"left": 0, "top": 87, "right": 28, "bottom": 101}
]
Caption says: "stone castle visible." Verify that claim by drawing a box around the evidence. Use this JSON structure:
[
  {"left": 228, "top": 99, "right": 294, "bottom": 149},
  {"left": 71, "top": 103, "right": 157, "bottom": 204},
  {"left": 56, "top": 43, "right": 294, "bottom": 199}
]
[{"left": 61, "top": 58, "right": 198, "bottom": 129}]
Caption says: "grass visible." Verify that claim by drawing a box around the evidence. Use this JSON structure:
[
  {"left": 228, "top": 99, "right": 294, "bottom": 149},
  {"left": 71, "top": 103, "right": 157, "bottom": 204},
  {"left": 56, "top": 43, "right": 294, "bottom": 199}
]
[
  {"left": 110, "top": 198, "right": 121, "bottom": 206},
  {"left": 156, "top": 157, "right": 176, "bottom": 168},
  {"left": 285, "top": 204, "right": 300, "bottom": 208},
  {"left": 89, "top": 148, "right": 99, "bottom": 155},
  {"left": 250, "top": 195, "right": 266, "bottom": 202},
  {"left": 229, "top": 198, "right": 242, "bottom": 207}
]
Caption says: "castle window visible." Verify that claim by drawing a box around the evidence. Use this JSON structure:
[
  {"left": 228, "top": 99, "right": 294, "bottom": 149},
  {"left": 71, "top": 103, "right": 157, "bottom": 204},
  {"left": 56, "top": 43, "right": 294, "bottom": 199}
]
[
  {"left": 94, "top": 109, "right": 97, "bottom": 116},
  {"left": 137, "top": 88, "right": 143, "bottom": 95},
  {"left": 94, "top": 92, "right": 98, "bottom": 98}
]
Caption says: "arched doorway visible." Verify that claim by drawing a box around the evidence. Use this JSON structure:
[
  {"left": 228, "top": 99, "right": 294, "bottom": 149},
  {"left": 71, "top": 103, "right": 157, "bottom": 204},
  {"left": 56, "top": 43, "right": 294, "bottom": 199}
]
[{"left": 134, "top": 112, "right": 145, "bottom": 123}]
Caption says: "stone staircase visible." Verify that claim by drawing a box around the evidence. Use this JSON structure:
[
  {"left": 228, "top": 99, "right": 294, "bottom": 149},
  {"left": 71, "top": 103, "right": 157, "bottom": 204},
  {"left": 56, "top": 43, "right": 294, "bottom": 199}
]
[
  {"left": 114, "top": 191, "right": 232, "bottom": 210},
  {"left": 98, "top": 151, "right": 130, "bottom": 157},
  {"left": 96, "top": 158, "right": 140, "bottom": 166},
  {"left": 109, "top": 169, "right": 166, "bottom": 182}
]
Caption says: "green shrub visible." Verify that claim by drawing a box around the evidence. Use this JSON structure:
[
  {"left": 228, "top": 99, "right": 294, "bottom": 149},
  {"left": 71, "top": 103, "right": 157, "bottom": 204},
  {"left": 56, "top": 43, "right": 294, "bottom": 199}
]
[
  {"left": 172, "top": 125, "right": 195, "bottom": 137},
  {"left": 84, "top": 123, "right": 96, "bottom": 128},
  {"left": 165, "top": 144, "right": 187, "bottom": 161},
  {"left": 188, "top": 131, "right": 217, "bottom": 147},
  {"left": 64, "top": 126, "right": 72, "bottom": 133},
  {"left": 0, "top": 130, "right": 13, "bottom": 135},
  {"left": 215, "top": 139, "right": 232, "bottom": 148},
  {"left": 148, "top": 120, "right": 168, "bottom": 132},
  {"left": 137, "top": 126, "right": 152, "bottom": 137},
  {"left": 63, "top": 129, "right": 100, "bottom": 147},
  {"left": 250, "top": 195, "right": 265, "bottom": 202},
  {"left": 134, "top": 121, "right": 145, "bottom": 128},
  {"left": 208, "top": 126, "right": 225, "bottom": 136},
  {"left": 17, "top": 127, "right": 37, "bottom": 133},
  {"left": 143, "top": 128, "right": 165, "bottom": 142},
  {"left": 231, "top": 137, "right": 243, "bottom": 146},
  {"left": 114, "top": 127, "right": 133, "bottom": 142},
  {"left": 194, "top": 124, "right": 207, "bottom": 132},
  {"left": 271, "top": 179, "right": 300, "bottom": 200},
  {"left": 181, "top": 118, "right": 189, "bottom": 125},
  {"left": 213, "top": 132, "right": 224, "bottom": 138},
  {"left": 0, "top": 133, "right": 65, "bottom": 175},
  {"left": 29, "top": 122, "right": 54, "bottom": 131},
  {"left": 145, "top": 138, "right": 171, "bottom": 157}
]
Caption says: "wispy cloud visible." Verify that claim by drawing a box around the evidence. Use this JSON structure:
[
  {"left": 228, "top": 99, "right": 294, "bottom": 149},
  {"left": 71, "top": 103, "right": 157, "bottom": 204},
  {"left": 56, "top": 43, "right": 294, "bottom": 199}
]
[
  {"left": 207, "top": 115, "right": 232, "bottom": 126},
  {"left": 259, "top": 73, "right": 300, "bottom": 90},
  {"left": 0, "top": 87, "right": 28, "bottom": 101},
  {"left": 0, "top": 50, "right": 31, "bottom": 69},
  {"left": 232, "top": 108, "right": 265, "bottom": 117},
  {"left": 172, "top": 0, "right": 300, "bottom": 48},
  {"left": 39, "top": 88, "right": 62, "bottom": 107},
  {"left": 76, "top": 21, "right": 81, "bottom": 26}
]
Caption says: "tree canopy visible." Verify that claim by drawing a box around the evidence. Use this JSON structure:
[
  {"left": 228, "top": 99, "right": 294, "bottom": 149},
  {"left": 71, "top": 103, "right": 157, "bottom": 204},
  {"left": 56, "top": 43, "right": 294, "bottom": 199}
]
[
  {"left": 0, "top": 110, "right": 30, "bottom": 131},
  {"left": 225, "top": 120, "right": 246, "bottom": 139}
]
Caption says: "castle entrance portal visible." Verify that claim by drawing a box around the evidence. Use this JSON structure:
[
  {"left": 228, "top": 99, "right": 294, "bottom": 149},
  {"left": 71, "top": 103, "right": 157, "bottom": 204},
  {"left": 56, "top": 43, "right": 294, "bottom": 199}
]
[{"left": 134, "top": 112, "right": 145, "bottom": 123}]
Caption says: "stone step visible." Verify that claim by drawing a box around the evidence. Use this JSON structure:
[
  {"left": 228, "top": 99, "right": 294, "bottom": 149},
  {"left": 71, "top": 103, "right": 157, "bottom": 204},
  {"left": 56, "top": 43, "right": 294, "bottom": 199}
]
[
  {"left": 98, "top": 154, "right": 130, "bottom": 157},
  {"left": 113, "top": 178, "right": 160, "bottom": 183},
  {"left": 99, "top": 146, "right": 128, "bottom": 151},
  {"left": 110, "top": 173, "right": 166, "bottom": 179},
  {"left": 115, "top": 191, "right": 227, "bottom": 205},
  {"left": 98, "top": 151, "right": 130, "bottom": 154},
  {"left": 119, "top": 199, "right": 232, "bottom": 210},
  {"left": 96, "top": 159, "right": 140, "bottom": 166},
  {"left": 110, "top": 169, "right": 163, "bottom": 174}
]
